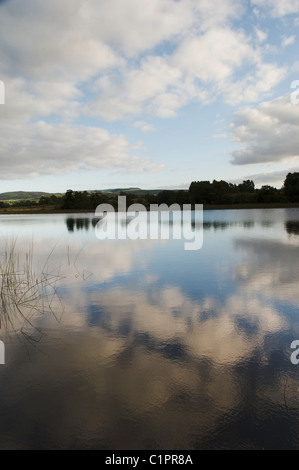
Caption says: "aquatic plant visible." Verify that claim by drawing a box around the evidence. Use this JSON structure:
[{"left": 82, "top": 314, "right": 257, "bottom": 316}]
[{"left": 0, "top": 239, "right": 64, "bottom": 342}]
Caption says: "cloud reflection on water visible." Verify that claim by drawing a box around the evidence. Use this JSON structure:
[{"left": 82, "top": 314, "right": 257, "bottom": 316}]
[{"left": 1, "top": 210, "right": 299, "bottom": 449}]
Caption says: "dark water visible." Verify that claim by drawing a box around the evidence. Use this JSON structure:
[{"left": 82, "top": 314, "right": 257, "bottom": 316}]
[{"left": 0, "top": 208, "right": 299, "bottom": 449}]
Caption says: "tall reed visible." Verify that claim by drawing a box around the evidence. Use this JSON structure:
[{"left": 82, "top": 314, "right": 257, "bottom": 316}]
[{"left": 0, "top": 239, "right": 64, "bottom": 341}]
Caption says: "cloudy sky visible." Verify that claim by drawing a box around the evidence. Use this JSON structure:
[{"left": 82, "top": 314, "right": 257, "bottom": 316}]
[{"left": 1, "top": 0, "right": 299, "bottom": 192}]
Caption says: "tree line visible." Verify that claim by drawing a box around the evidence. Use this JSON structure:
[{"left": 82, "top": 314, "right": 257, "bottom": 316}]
[
  {"left": 1, "top": 172, "right": 299, "bottom": 211},
  {"left": 189, "top": 173, "right": 299, "bottom": 205}
]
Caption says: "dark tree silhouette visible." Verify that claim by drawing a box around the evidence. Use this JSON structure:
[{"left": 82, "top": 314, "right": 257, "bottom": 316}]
[
  {"left": 238, "top": 180, "right": 255, "bottom": 193},
  {"left": 283, "top": 173, "right": 299, "bottom": 202}
]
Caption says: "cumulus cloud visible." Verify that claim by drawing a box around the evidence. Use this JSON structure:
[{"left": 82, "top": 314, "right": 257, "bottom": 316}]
[
  {"left": 0, "top": 121, "right": 164, "bottom": 179},
  {"left": 103, "top": 25, "right": 285, "bottom": 116},
  {"left": 134, "top": 121, "right": 157, "bottom": 132},
  {"left": 87, "top": 25, "right": 286, "bottom": 120},
  {"left": 238, "top": 168, "right": 299, "bottom": 187},
  {"left": 222, "top": 62, "right": 286, "bottom": 105},
  {"left": 231, "top": 95, "right": 299, "bottom": 165},
  {"left": 0, "top": 0, "right": 293, "bottom": 179},
  {"left": 251, "top": 0, "right": 299, "bottom": 17},
  {"left": 281, "top": 35, "right": 296, "bottom": 46},
  {"left": 255, "top": 28, "right": 268, "bottom": 43},
  {"left": 0, "top": 0, "right": 120, "bottom": 81},
  {"left": 0, "top": 0, "right": 286, "bottom": 116}
]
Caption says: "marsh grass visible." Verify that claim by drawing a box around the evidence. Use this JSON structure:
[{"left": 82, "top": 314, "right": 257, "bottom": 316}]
[{"left": 0, "top": 239, "right": 65, "bottom": 344}]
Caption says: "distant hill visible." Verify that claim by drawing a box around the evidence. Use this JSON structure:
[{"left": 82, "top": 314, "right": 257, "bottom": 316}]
[
  {"left": 0, "top": 191, "right": 53, "bottom": 201},
  {"left": 0, "top": 188, "right": 180, "bottom": 202},
  {"left": 103, "top": 187, "right": 141, "bottom": 192},
  {"left": 96, "top": 188, "right": 165, "bottom": 196}
]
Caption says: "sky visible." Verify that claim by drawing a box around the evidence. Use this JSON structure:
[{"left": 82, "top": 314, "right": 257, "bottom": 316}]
[{"left": 1, "top": 0, "right": 299, "bottom": 193}]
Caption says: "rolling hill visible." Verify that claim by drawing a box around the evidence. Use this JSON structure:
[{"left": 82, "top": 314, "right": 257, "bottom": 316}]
[{"left": 0, "top": 191, "right": 54, "bottom": 201}]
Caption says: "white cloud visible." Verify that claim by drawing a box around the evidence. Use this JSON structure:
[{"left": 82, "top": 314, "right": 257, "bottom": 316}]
[
  {"left": 134, "top": 121, "right": 156, "bottom": 132},
  {"left": 87, "top": 25, "right": 286, "bottom": 120},
  {"left": 222, "top": 62, "right": 286, "bottom": 105},
  {"left": 90, "top": 0, "right": 194, "bottom": 57},
  {"left": 1, "top": 0, "right": 285, "bottom": 120},
  {"left": 253, "top": 7, "right": 260, "bottom": 17},
  {"left": 0, "top": 0, "right": 120, "bottom": 81},
  {"left": 231, "top": 95, "right": 299, "bottom": 165},
  {"left": 251, "top": 0, "right": 299, "bottom": 17},
  {"left": 0, "top": 121, "right": 164, "bottom": 179},
  {"left": 237, "top": 168, "right": 299, "bottom": 187},
  {"left": 281, "top": 35, "right": 296, "bottom": 46},
  {"left": 0, "top": 0, "right": 292, "bottom": 180},
  {"left": 191, "top": 0, "right": 245, "bottom": 30},
  {"left": 0, "top": 74, "right": 83, "bottom": 123},
  {"left": 255, "top": 28, "right": 268, "bottom": 43},
  {"left": 173, "top": 28, "right": 256, "bottom": 82},
  {"left": 87, "top": 56, "right": 186, "bottom": 120}
]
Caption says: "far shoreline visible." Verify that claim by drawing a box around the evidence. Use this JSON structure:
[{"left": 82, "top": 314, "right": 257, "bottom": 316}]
[{"left": 1, "top": 202, "right": 299, "bottom": 215}]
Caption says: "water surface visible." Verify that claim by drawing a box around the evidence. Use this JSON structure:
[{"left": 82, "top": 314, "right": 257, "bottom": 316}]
[{"left": 0, "top": 208, "right": 299, "bottom": 449}]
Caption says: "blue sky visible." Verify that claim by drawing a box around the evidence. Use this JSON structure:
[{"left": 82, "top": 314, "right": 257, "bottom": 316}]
[{"left": 1, "top": 0, "right": 299, "bottom": 193}]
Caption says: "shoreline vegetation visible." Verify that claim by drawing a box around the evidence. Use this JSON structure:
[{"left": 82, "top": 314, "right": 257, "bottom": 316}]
[
  {"left": 0, "top": 239, "right": 64, "bottom": 340},
  {"left": 1, "top": 202, "right": 299, "bottom": 215},
  {"left": 0, "top": 172, "right": 299, "bottom": 214}
]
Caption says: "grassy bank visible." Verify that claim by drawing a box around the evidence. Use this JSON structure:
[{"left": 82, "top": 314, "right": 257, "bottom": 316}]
[{"left": 1, "top": 202, "right": 299, "bottom": 215}]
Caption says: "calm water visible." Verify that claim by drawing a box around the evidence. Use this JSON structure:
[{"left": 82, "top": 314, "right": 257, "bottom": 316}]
[{"left": 0, "top": 208, "right": 299, "bottom": 450}]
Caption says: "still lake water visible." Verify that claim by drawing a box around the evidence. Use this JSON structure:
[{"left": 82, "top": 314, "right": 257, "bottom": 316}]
[{"left": 0, "top": 208, "right": 299, "bottom": 449}]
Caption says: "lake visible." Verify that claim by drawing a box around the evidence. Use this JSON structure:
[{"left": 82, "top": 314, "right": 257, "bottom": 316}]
[{"left": 0, "top": 208, "right": 299, "bottom": 450}]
